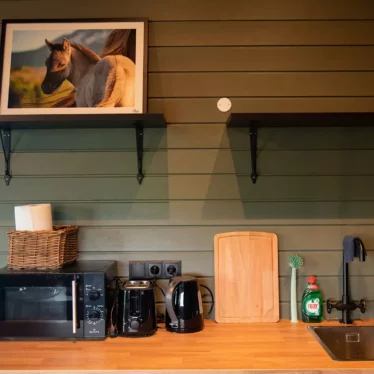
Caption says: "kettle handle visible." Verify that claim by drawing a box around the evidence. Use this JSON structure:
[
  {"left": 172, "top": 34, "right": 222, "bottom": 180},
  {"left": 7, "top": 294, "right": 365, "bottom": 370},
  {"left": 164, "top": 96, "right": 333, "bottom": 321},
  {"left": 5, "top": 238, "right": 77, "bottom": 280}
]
[{"left": 165, "top": 278, "right": 183, "bottom": 328}]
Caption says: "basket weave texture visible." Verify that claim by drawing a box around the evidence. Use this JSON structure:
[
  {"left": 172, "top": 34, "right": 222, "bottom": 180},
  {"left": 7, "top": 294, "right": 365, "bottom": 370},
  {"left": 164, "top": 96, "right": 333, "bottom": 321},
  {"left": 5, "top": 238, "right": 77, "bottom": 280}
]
[{"left": 7, "top": 225, "right": 79, "bottom": 269}]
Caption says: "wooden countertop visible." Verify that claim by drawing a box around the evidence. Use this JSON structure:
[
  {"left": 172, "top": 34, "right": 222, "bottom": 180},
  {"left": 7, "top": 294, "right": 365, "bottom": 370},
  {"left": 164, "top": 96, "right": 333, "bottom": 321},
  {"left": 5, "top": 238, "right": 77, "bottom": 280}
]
[{"left": 1, "top": 320, "right": 374, "bottom": 373}]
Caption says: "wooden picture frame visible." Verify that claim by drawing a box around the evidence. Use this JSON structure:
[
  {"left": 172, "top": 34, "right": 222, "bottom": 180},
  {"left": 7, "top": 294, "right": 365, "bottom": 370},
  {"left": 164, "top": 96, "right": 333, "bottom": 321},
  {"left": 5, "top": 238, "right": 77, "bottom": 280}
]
[{"left": 0, "top": 18, "right": 148, "bottom": 115}]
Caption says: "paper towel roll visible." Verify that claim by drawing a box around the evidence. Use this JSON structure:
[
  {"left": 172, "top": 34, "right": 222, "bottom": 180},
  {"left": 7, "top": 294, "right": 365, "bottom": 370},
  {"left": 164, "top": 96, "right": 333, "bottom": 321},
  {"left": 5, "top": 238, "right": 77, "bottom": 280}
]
[{"left": 14, "top": 204, "right": 53, "bottom": 231}]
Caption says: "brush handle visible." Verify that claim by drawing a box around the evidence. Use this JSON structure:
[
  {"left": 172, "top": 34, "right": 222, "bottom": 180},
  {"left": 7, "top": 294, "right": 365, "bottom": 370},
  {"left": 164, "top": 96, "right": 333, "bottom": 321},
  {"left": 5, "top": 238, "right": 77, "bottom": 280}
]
[{"left": 290, "top": 267, "right": 298, "bottom": 323}]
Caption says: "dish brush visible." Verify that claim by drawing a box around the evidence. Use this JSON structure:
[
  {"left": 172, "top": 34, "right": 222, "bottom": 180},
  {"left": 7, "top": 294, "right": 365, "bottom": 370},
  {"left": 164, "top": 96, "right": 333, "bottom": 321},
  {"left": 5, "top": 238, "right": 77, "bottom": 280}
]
[{"left": 288, "top": 254, "right": 304, "bottom": 323}]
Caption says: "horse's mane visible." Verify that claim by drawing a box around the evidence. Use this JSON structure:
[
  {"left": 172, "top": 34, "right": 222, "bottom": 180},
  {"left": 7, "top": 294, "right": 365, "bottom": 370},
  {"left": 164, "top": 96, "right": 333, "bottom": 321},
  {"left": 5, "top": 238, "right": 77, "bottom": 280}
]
[
  {"left": 71, "top": 43, "right": 101, "bottom": 63},
  {"left": 101, "top": 29, "right": 136, "bottom": 63}
]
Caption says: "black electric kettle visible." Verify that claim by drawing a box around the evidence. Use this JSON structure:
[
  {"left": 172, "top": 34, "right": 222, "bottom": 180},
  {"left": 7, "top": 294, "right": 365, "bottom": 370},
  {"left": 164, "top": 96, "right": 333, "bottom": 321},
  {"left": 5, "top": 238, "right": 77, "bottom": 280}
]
[{"left": 165, "top": 276, "right": 204, "bottom": 333}]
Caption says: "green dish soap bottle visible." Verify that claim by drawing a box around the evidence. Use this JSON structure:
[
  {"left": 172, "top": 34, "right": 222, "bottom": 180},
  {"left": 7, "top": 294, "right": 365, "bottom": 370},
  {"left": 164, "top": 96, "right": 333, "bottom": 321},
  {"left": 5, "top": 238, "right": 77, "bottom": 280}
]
[{"left": 301, "top": 275, "right": 323, "bottom": 323}]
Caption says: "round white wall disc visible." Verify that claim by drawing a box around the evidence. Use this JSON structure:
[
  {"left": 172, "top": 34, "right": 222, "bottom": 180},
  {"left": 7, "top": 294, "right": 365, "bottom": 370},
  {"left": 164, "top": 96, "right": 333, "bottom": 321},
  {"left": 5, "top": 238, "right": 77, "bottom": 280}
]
[{"left": 217, "top": 98, "right": 232, "bottom": 112}]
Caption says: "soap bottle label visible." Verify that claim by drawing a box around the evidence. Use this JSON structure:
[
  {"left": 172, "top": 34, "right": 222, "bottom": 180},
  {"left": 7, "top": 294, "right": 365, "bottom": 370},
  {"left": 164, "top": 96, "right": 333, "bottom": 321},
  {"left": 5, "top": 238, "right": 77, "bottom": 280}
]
[{"left": 306, "top": 298, "right": 320, "bottom": 316}]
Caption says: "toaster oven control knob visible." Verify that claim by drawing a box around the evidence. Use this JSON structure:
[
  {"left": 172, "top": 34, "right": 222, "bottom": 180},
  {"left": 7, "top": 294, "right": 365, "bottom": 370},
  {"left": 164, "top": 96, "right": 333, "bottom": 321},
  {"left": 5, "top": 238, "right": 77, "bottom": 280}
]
[
  {"left": 88, "top": 310, "right": 101, "bottom": 322},
  {"left": 130, "top": 319, "right": 140, "bottom": 330},
  {"left": 88, "top": 290, "right": 101, "bottom": 301}
]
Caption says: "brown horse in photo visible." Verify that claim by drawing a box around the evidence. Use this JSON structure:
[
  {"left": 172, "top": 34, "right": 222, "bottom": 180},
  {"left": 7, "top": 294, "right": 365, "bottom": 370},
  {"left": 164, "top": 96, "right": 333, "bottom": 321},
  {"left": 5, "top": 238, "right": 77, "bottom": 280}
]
[{"left": 41, "top": 35, "right": 135, "bottom": 107}]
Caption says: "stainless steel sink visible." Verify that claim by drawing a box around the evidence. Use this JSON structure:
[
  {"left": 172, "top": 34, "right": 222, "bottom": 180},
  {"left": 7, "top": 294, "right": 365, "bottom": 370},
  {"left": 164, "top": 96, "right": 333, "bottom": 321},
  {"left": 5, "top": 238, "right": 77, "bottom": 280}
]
[{"left": 309, "top": 326, "right": 374, "bottom": 361}]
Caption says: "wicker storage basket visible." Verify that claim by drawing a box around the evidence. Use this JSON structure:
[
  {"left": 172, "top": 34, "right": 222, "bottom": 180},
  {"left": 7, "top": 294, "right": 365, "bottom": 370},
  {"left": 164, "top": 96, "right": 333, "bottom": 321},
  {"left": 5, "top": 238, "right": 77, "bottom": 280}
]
[{"left": 7, "top": 225, "right": 79, "bottom": 269}]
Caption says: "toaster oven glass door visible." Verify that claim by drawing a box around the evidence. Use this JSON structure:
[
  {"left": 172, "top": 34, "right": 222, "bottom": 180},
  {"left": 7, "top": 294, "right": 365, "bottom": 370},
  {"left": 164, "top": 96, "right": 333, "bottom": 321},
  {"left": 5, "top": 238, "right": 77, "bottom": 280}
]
[{"left": 0, "top": 274, "right": 84, "bottom": 339}]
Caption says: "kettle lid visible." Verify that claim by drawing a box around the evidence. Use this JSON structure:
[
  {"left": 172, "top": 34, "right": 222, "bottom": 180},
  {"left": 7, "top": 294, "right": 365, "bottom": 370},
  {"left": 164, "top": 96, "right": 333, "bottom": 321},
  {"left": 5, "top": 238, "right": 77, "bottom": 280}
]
[{"left": 170, "top": 275, "right": 198, "bottom": 284}]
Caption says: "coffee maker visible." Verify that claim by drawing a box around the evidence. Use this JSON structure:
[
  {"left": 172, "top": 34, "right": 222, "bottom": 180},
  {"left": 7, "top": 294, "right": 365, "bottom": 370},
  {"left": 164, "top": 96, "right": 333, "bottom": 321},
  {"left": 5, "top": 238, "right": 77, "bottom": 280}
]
[
  {"left": 117, "top": 280, "right": 156, "bottom": 337},
  {"left": 165, "top": 276, "right": 204, "bottom": 333}
]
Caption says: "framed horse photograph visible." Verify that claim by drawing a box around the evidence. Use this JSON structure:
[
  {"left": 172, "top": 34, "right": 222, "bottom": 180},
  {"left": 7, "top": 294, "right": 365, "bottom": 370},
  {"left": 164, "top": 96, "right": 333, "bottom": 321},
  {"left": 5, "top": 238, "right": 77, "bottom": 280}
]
[{"left": 0, "top": 18, "right": 148, "bottom": 115}]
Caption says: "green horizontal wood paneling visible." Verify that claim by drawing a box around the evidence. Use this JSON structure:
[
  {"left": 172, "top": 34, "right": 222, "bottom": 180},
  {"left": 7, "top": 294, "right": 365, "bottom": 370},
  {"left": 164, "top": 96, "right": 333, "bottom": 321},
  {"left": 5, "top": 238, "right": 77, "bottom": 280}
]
[
  {"left": 10, "top": 128, "right": 166, "bottom": 152},
  {"left": 1, "top": 0, "right": 374, "bottom": 20},
  {"left": 69, "top": 251, "right": 374, "bottom": 278},
  {"left": 149, "top": 21, "right": 374, "bottom": 47},
  {"left": 0, "top": 252, "right": 213, "bottom": 277},
  {"left": 3, "top": 225, "right": 374, "bottom": 253},
  {"left": 278, "top": 252, "right": 374, "bottom": 277},
  {"left": 3, "top": 201, "right": 374, "bottom": 227},
  {"left": 1, "top": 249, "right": 373, "bottom": 278},
  {"left": 149, "top": 46, "right": 374, "bottom": 72},
  {"left": 2, "top": 175, "right": 374, "bottom": 201},
  {"left": 149, "top": 98, "right": 374, "bottom": 123},
  {"left": 149, "top": 72, "right": 374, "bottom": 98},
  {"left": 3, "top": 149, "right": 374, "bottom": 176},
  {"left": 9, "top": 126, "right": 374, "bottom": 152}
]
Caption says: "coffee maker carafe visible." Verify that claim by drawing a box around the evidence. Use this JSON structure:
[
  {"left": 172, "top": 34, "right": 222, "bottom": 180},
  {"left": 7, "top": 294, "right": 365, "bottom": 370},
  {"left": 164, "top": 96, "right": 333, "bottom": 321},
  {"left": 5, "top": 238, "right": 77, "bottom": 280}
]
[{"left": 165, "top": 276, "right": 204, "bottom": 333}]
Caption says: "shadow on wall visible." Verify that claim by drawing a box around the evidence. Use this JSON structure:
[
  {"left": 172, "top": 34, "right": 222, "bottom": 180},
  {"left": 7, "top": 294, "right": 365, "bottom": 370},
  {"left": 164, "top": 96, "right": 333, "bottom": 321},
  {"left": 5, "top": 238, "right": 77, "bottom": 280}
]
[
  {"left": 50, "top": 126, "right": 169, "bottom": 224},
  {"left": 201, "top": 125, "right": 374, "bottom": 220}
]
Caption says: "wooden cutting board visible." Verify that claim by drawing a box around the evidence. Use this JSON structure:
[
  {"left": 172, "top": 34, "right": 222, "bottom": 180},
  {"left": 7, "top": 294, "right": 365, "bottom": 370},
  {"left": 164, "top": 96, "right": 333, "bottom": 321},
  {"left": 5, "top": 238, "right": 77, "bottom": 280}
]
[{"left": 214, "top": 231, "right": 279, "bottom": 323}]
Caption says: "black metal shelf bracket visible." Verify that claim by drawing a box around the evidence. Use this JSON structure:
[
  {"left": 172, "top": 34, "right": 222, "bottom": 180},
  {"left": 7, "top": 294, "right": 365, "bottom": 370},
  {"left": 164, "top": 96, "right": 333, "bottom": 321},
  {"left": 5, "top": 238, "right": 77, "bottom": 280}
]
[
  {"left": 135, "top": 123, "right": 144, "bottom": 185},
  {"left": 0, "top": 129, "right": 11, "bottom": 186},
  {"left": 0, "top": 114, "right": 166, "bottom": 187},
  {"left": 227, "top": 112, "right": 374, "bottom": 186},
  {"left": 249, "top": 122, "right": 258, "bottom": 184}
]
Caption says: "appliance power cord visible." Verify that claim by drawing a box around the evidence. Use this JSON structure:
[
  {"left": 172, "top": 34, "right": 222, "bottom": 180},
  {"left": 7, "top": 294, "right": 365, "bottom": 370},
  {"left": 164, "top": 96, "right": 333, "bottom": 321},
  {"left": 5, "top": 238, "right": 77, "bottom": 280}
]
[
  {"left": 200, "top": 284, "right": 215, "bottom": 318},
  {"left": 153, "top": 281, "right": 166, "bottom": 328},
  {"left": 107, "top": 277, "right": 124, "bottom": 338}
]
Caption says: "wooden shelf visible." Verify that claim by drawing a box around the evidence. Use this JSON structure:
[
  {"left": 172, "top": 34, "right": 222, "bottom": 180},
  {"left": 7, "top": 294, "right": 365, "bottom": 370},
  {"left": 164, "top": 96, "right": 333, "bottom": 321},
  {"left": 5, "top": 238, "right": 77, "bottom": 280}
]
[
  {"left": 0, "top": 114, "right": 166, "bottom": 185},
  {"left": 227, "top": 112, "right": 374, "bottom": 127},
  {"left": 226, "top": 112, "right": 374, "bottom": 184},
  {"left": 0, "top": 113, "right": 166, "bottom": 129}
]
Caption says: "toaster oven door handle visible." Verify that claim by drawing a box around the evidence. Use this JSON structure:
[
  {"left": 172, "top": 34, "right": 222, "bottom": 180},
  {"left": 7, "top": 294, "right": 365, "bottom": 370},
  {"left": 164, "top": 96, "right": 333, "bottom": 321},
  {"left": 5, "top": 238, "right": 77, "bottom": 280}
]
[{"left": 72, "top": 279, "right": 77, "bottom": 334}]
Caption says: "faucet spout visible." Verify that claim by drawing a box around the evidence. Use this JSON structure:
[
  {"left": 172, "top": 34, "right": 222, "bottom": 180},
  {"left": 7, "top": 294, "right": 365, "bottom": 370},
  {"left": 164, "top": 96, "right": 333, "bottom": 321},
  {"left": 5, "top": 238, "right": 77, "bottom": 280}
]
[{"left": 356, "top": 238, "right": 366, "bottom": 262}]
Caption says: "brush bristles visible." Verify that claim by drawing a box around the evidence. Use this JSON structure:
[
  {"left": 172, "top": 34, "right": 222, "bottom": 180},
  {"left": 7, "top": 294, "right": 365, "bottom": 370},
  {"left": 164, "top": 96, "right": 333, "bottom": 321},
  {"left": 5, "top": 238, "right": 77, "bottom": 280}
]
[{"left": 288, "top": 254, "right": 304, "bottom": 269}]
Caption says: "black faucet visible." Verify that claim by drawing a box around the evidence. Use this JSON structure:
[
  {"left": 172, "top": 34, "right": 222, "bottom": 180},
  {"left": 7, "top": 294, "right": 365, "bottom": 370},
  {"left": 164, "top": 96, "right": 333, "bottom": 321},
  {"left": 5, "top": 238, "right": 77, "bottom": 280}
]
[{"left": 327, "top": 237, "right": 366, "bottom": 324}]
